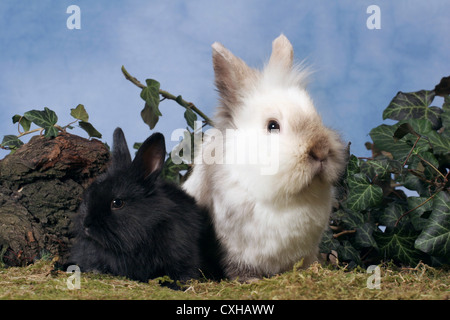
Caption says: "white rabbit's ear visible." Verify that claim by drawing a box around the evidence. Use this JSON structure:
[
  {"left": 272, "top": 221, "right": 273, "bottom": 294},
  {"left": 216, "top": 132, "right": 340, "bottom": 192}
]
[
  {"left": 268, "top": 34, "right": 294, "bottom": 70},
  {"left": 212, "top": 42, "right": 253, "bottom": 108}
]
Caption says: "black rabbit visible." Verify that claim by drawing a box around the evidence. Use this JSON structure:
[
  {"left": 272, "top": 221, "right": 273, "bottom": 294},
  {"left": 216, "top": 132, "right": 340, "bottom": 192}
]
[{"left": 68, "top": 128, "right": 223, "bottom": 287}]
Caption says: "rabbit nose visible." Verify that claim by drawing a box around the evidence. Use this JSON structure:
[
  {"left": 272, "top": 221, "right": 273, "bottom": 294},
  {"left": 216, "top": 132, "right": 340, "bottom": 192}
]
[
  {"left": 308, "top": 135, "right": 330, "bottom": 163},
  {"left": 309, "top": 146, "right": 328, "bottom": 163}
]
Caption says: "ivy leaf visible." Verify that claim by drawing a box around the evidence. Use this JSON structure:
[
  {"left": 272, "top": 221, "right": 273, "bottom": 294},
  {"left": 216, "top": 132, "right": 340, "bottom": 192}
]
[
  {"left": 319, "top": 228, "right": 340, "bottom": 253},
  {"left": 407, "top": 196, "right": 434, "bottom": 216},
  {"left": 12, "top": 114, "right": 31, "bottom": 132},
  {"left": 360, "top": 158, "right": 391, "bottom": 180},
  {"left": 393, "top": 123, "right": 419, "bottom": 141},
  {"left": 23, "top": 107, "right": 59, "bottom": 138},
  {"left": 383, "top": 90, "right": 442, "bottom": 129},
  {"left": 78, "top": 121, "right": 102, "bottom": 139},
  {"left": 379, "top": 203, "right": 407, "bottom": 231},
  {"left": 415, "top": 191, "right": 450, "bottom": 257},
  {"left": 409, "top": 152, "right": 439, "bottom": 178},
  {"left": 355, "top": 223, "right": 378, "bottom": 249},
  {"left": 70, "top": 104, "right": 89, "bottom": 122},
  {"left": 346, "top": 173, "right": 383, "bottom": 211},
  {"left": 443, "top": 95, "right": 450, "bottom": 111},
  {"left": 141, "top": 102, "right": 161, "bottom": 130},
  {"left": 426, "top": 130, "right": 450, "bottom": 155},
  {"left": 370, "top": 120, "right": 435, "bottom": 160},
  {"left": 406, "top": 196, "right": 433, "bottom": 231},
  {"left": 346, "top": 154, "right": 361, "bottom": 176},
  {"left": 400, "top": 173, "right": 430, "bottom": 197},
  {"left": 133, "top": 142, "right": 143, "bottom": 151},
  {"left": 140, "top": 79, "right": 162, "bottom": 130},
  {"left": 161, "top": 154, "right": 190, "bottom": 184},
  {"left": 374, "top": 228, "right": 423, "bottom": 266},
  {"left": 1, "top": 135, "right": 24, "bottom": 150},
  {"left": 336, "top": 241, "right": 361, "bottom": 264},
  {"left": 406, "top": 118, "right": 434, "bottom": 136},
  {"left": 441, "top": 107, "right": 450, "bottom": 139},
  {"left": 393, "top": 120, "right": 434, "bottom": 155},
  {"left": 338, "top": 209, "right": 365, "bottom": 230},
  {"left": 184, "top": 108, "right": 198, "bottom": 130},
  {"left": 370, "top": 124, "right": 412, "bottom": 160}
]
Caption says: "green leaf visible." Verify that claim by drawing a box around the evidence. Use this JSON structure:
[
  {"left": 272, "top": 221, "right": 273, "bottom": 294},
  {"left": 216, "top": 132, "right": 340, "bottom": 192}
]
[
  {"left": 23, "top": 107, "right": 59, "bottom": 138},
  {"left": 400, "top": 173, "right": 430, "bottom": 197},
  {"left": 161, "top": 154, "right": 190, "bottom": 184},
  {"left": 407, "top": 196, "right": 434, "bottom": 216},
  {"left": 379, "top": 203, "right": 407, "bottom": 230},
  {"left": 346, "top": 173, "right": 383, "bottom": 211},
  {"left": 415, "top": 191, "right": 450, "bottom": 257},
  {"left": 12, "top": 114, "right": 31, "bottom": 132},
  {"left": 406, "top": 196, "right": 433, "bottom": 231},
  {"left": 346, "top": 154, "right": 361, "bottom": 176},
  {"left": 319, "top": 228, "right": 340, "bottom": 253},
  {"left": 336, "top": 241, "right": 361, "bottom": 264},
  {"left": 441, "top": 109, "right": 450, "bottom": 139},
  {"left": 370, "top": 121, "right": 434, "bottom": 160},
  {"left": 184, "top": 108, "right": 197, "bottom": 129},
  {"left": 133, "top": 142, "right": 143, "bottom": 150},
  {"left": 397, "top": 119, "right": 435, "bottom": 156},
  {"left": 370, "top": 124, "right": 412, "bottom": 160},
  {"left": 140, "top": 79, "right": 162, "bottom": 130},
  {"left": 338, "top": 209, "right": 365, "bottom": 230},
  {"left": 408, "top": 151, "right": 439, "bottom": 181},
  {"left": 382, "top": 90, "right": 442, "bottom": 129},
  {"left": 355, "top": 223, "right": 378, "bottom": 249},
  {"left": 45, "top": 126, "right": 59, "bottom": 138},
  {"left": 406, "top": 118, "right": 434, "bottom": 136},
  {"left": 374, "top": 228, "right": 423, "bottom": 266},
  {"left": 141, "top": 103, "right": 161, "bottom": 130},
  {"left": 426, "top": 130, "right": 450, "bottom": 155},
  {"left": 70, "top": 104, "right": 89, "bottom": 122},
  {"left": 360, "top": 158, "right": 391, "bottom": 180},
  {"left": 1, "top": 135, "right": 24, "bottom": 150},
  {"left": 443, "top": 95, "right": 450, "bottom": 111},
  {"left": 78, "top": 121, "right": 102, "bottom": 138},
  {"left": 393, "top": 123, "right": 419, "bottom": 141}
]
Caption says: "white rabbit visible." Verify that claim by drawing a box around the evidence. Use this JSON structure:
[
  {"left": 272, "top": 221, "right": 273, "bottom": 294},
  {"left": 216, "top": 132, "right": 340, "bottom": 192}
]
[{"left": 183, "top": 34, "right": 347, "bottom": 281}]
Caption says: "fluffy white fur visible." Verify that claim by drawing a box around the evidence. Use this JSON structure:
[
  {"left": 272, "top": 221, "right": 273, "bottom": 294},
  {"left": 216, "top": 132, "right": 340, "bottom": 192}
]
[{"left": 183, "top": 34, "right": 347, "bottom": 280}]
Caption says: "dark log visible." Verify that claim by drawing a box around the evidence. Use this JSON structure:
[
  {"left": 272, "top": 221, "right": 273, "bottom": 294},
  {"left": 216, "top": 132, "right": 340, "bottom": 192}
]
[{"left": 0, "top": 132, "right": 109, "bottom": 267}]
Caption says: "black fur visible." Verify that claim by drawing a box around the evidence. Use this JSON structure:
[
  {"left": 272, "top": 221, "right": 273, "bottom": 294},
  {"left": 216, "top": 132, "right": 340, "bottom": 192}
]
[{"left": 68, "top": 128, "right": 223, "bottom": 287}]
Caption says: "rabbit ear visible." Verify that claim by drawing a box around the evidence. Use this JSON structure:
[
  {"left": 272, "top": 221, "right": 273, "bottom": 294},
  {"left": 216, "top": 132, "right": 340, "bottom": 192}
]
[
  {"left": 132, "top": 132, "right": 166, "bottom": 180},
  {"left": 111, "top": 127, "right": 132, "bottom": 170},
  {"left": 212, "top": 42, "right": 254, "bottom": 109},
  {"left": 268, "top": 34, "right": 294, "bottom": 70}
]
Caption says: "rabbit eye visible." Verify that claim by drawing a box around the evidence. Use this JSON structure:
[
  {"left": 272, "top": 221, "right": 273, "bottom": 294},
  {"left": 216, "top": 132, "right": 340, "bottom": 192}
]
[
  {"left": 111, "top": 198, "right": 125, "bottom": 210},
  {"left": 267, "top": 120, "right": 280, "bottom": 133}
]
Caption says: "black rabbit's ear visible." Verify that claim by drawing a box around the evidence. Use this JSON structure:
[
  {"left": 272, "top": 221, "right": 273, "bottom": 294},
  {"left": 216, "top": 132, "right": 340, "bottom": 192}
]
[
  {"left": 111, "top": 127, "right": 132, "bottom": 170},
  {"left": 132, "top": 132, "right": 166, "bottom": 179}
]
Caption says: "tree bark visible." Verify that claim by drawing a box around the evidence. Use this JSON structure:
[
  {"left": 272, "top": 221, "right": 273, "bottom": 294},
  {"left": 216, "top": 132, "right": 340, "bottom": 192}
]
[{"left": 0, "top": 132, "right": 109, "bottom": 267}]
